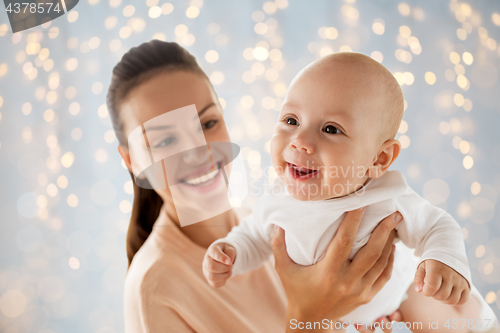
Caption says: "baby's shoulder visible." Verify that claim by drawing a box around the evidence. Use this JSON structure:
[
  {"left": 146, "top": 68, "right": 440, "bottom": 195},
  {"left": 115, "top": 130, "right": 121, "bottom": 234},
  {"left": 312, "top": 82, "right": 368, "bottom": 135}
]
[
  {"left": 249, "top": 179, "right": 288, "bottom": 205},
  {"left": 370, "top": 170, "right": 418, "bottom": 199},
  {"left": 264, "top": 178, "right": 288, "bottom": 196},
  {"left": 240, "top": 180, "right": 293, "bottom": 222},
  {"left": 234, "top": 206, "right": 252, "bottom": 220}
]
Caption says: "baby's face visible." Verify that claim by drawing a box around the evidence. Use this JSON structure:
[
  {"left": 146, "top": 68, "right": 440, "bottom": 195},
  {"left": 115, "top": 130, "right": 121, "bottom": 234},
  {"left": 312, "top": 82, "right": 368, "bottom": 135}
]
[{"left": 271, "top": 62, "right": 388, "bottom": 201}]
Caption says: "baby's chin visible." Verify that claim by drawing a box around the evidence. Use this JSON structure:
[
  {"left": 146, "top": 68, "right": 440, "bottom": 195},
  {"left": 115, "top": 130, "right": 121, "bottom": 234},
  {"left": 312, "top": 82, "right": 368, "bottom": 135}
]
[
  {"left": 288, "top": 192, "right": 323, "bottom": 201},
  {"left": 288, "top": 190, "right": 346, "bottom": 201},
  {"left": 283, "top": 178, "right": 364, "bottom": 201},
  {"left": 284, "top": 184, "right": 332, "bottom": 201}
]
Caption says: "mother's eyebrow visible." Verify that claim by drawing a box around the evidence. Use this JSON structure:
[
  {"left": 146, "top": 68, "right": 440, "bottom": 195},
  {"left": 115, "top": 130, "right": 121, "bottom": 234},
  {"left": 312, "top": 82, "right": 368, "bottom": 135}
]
[
  {"left": 195, "top": 102, "right": 216, "bottom": 119},
  {"left": 146, "top": 103, "right": 217, "bottom": 131},
  {"left": 144, "top": 125, "right": 173, "bottom": 131}
]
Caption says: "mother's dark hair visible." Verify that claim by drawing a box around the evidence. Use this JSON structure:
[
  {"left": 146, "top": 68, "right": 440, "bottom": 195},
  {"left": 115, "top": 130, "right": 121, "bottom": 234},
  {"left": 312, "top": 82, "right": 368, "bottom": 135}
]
[{"left": 106, "top": 40, "right": 209, "bottom": 268}]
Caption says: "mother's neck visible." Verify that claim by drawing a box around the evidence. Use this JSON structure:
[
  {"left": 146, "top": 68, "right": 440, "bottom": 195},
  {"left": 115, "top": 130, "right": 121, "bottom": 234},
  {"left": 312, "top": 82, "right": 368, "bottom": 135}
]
[{"left": 161, "top": 200, "right": 238, "bottom": 249}]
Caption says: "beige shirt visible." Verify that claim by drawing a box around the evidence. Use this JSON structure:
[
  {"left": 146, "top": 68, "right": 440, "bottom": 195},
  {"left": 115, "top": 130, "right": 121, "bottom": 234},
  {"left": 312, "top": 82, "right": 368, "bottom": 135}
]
[{"left": 124, "top": 208, "right": 287, "bottom": 333}]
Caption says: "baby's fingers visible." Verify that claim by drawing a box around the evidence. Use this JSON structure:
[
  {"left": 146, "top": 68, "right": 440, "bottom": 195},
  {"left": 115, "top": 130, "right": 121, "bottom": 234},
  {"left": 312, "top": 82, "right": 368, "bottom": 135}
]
[
  {"left": 443, "top": 287, "right": 462, "bottom": 305},
  {"left": 422, "top": 269, "right": 442, "bottom": 297},
  {"left": 209, "top": 243, "right": 233, "bottom": 265},
  {"left": 456, "top": 287, "right": 470, "bottom": 305},
  {"left": 207, "top": 271, "right": 232, "bottom": 288},
  {"left": 204, "top": 256, "right": 232, "bottom": 274},
  {"left": 414, "top": 262, "right": 426, "bottom": 293},
  {"left": 432, "top": 279, "right": 453, "bottom": 302}
]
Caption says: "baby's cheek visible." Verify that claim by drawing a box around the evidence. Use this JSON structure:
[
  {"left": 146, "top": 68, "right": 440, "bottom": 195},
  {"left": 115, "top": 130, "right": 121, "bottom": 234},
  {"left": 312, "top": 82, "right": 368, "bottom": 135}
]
[
  {"left": 325, "top": 178, "right": 355, "bottom": 197},
  {"left": 270, "top": 137, "right": 285, "bottom": 168},
  {"left": 323, "top": 165, "right": 367, "bottom": 194}
]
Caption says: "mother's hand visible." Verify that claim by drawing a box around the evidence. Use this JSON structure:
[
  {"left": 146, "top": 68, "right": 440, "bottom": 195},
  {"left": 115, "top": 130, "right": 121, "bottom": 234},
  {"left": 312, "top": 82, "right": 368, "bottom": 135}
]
[
  {"left": 355, "top": 310, "right": 404, "bottom": 333},
  {"left": 271, "top": 207, "right": 403, "bottom": 332}
]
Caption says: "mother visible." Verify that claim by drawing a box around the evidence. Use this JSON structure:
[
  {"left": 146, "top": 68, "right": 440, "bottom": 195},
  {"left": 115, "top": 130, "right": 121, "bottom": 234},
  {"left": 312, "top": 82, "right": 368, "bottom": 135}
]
[{"left": 107, "top": 40, "right": 402, "bottom": 332}]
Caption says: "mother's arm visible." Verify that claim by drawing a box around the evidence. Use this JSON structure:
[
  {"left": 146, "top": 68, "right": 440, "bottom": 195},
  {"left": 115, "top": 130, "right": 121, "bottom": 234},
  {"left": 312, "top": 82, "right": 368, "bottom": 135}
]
[{"left": 270, "top": 207, "right": 402, "bottom": 333}]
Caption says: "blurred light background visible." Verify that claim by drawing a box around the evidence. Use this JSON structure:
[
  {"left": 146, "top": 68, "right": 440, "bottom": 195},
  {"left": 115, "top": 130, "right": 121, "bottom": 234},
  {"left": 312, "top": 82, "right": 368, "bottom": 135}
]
[{"left": 0, "top": 0, "right": 499, "bottom": 332}]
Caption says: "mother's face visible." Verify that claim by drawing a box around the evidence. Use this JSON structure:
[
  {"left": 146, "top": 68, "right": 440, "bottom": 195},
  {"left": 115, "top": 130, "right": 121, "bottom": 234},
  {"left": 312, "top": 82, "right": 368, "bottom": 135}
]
[{"left": 117, "top": 70, "right": 231, "bottom": 207}]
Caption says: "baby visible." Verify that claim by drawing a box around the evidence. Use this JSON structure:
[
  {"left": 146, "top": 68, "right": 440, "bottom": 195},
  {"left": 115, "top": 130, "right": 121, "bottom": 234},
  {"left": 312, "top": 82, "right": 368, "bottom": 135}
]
[{"left": 202, "top": 53, "right": 496, "bottom": 330}]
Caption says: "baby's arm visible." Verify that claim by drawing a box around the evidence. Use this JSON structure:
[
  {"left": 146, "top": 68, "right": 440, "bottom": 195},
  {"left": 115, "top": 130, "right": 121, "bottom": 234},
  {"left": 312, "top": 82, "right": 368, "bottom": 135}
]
[
  {"left": 202, "top": 196, "right": 274, "bottom": 288},
  {"left": 394, "top": 188, "right": 471, "bottom": 304}
]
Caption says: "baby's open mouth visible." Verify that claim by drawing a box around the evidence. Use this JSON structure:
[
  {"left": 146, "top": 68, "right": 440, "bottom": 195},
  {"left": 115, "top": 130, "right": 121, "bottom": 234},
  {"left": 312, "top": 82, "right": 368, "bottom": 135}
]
[
  {"left": 180, "top": 161, "right": 222, "bottom": 186},
  {"left": 288, "top": 163, "right": 319, "bottom": 179}
]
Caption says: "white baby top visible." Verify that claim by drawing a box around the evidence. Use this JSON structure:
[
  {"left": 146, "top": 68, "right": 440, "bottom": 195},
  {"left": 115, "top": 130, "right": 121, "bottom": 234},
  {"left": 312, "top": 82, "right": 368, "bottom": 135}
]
[{"left": 213, "top": 170, "right": 472, "bottom": 323}]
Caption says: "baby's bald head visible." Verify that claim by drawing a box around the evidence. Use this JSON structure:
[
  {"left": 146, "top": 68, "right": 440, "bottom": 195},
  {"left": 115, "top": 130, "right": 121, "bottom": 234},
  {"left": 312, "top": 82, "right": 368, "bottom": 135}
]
[
  {"left": 272, "top": 52, "right": 404, "bottom": 196},
  {"left": 291, "top": 52, "right": 404, "bottom": 146}
]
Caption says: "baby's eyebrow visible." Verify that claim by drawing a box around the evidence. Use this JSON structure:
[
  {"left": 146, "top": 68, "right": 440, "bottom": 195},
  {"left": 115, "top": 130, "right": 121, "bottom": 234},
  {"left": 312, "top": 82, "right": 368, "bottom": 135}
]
[
  {"left": 327, "top": 108, "right": 352, "bottom": 121},
  {"left": 281, "top": 100, "right": 301, "bottom": 109},
  {"left": 324, "top": 111, "right": 353, "bottom": 136}
]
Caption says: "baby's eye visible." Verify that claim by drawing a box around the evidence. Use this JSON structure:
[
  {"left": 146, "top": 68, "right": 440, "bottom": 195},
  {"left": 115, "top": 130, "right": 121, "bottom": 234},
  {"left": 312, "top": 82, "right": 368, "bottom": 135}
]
[
  {"left": 323, "top": 125, "right": 341, "bottom": 134},
  {"left": 286, "top": 117, "right": 299, "bottom": 126}
]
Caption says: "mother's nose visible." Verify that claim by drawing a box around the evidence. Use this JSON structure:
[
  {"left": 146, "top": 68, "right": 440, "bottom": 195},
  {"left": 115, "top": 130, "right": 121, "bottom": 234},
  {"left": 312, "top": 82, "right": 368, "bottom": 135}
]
[{"left": 181, "top": 146, "right": 211, "bottom": 165}]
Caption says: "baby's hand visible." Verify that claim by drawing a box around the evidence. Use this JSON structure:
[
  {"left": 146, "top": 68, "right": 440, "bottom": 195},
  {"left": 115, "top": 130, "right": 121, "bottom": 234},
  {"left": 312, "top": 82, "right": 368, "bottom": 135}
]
[
  {"left": 202, "top": 242, "right": 237, "bottom": 288},
  {"left": 414, "top": 259, "right": 470, "bottom": 305}
]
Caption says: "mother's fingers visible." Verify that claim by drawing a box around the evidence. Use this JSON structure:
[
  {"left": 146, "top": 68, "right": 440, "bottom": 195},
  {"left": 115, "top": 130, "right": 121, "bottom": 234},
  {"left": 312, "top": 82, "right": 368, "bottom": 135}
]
[
  {"left": 355, "top": 310, "right": 403, "bottom": 333},
  {"left": 270, "top": 226, "right": 294, "bottom": 274},
  {"left": 388, "top": 310, "right": 403, "bottom": 322},
  {"left": 350, "top": 212, "right": 401, "bottom": 276},
  {"left": 361, "top": 230, "right": 396, "bottom": 285},
  {"left": 323, "top": 206, "right": 366, "bottom": 268},
  {"left": 377, "top": 317, "right": 393, "bottom": 333},
  {"left": 380, "top": 310, "right": 404, "bottom": 333},
  {"left": 355, "top": 324, "right": 375, "bottom": 332},
  {"left": 370, "top": 242, "right": 396, "bottom": 296},
  {"left": 356, "top": 317, "right": 392, "bottom": 333}
]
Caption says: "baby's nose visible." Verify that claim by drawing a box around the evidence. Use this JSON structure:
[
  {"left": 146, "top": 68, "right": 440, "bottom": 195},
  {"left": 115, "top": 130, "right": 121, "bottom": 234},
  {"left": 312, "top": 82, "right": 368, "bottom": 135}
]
[
  {"left": 290, "top": 143, "right": 310, "bottom": 153},
  {"left": 289, "top": 134, "right": 314, "bottom": 154}
]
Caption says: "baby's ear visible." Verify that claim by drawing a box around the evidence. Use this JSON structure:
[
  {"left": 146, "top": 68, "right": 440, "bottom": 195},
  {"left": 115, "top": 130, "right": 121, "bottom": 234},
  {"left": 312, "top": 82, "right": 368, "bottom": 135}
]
[{"left": 368, "top": 139, "right": 401, "bottom": 179}]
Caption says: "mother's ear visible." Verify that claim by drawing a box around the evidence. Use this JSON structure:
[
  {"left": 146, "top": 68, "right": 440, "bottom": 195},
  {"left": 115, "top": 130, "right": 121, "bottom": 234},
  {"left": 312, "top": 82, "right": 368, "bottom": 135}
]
[
  {"left": 367, "top": 139, "right": 401, "bottom": 179},
  {"left": 118, "top": 145, "right": 133, "bottom": 173}
]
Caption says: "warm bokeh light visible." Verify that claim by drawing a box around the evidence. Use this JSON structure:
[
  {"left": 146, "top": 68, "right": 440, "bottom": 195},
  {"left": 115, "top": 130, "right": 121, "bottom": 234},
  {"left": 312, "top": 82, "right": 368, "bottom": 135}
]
[
  {"left": 372, "top": 19, "right": 385, "bottom": 35},
  {"left": 67, "top": 194, "right": 79, "bottom": 207},
  {"left": 425, "top": 71, "right": 436, "bottom": 85}
]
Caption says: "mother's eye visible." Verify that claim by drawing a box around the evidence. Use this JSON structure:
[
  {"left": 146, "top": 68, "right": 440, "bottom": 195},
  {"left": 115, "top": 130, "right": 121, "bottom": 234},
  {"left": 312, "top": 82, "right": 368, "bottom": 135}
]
[
  {"left": 285, "top": 117, "right": 299, "bottom": 126},
  {"left": 323, "top": 125, "right": 342, "bottom": 134},
  {"left": 154, "top": 136, "right": 177, "bottom": 148},
  {"left": 202, "top": 119, "right": 218, "bottom": 130}
]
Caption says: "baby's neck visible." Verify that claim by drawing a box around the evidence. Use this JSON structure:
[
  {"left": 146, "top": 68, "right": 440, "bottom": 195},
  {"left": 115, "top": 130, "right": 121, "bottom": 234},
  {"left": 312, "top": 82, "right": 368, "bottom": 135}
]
[{"left": 325, "top": 177, "right": 372, "bottom": 201}]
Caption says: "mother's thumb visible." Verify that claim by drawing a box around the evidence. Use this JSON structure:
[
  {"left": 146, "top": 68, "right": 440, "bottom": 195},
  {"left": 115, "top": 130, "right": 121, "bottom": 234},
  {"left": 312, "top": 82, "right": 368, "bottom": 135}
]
[{"left": 271, "top": 226, "right": 293, "bottom": 270}]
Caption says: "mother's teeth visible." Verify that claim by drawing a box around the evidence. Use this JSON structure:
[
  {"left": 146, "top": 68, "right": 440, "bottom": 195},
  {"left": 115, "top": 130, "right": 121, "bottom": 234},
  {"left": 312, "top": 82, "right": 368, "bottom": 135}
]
[{"left": 185, "top": 169, "right": 219, "bottom": 185}]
